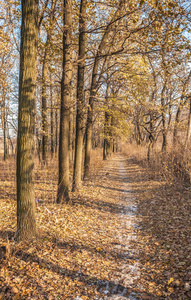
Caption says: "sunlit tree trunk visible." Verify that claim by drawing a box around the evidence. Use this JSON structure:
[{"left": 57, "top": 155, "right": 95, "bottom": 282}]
[
  {"left": 17, "top": 0, "right": 38, "bottom": 241},
  {"left": 50, "top": 77, "right": 54, "bottom": 158},
  {"left": 57, "top": 0, "right": 72, "bottom": 203},
  {"left": 73, "top": 0, "right": 86, "bottom": 191},
  {"left": 1, "top": 87, "right": 8, "bottom": 161},
  {"left": 69, "top": 104, "right": 74, "bottom": 164},
  {"left": 161, "top": 81, "right": 167, "bottom": 152},
  {"left": 41, "top": 35, "right": 50, "bottom": 163},
  {"left": 55, "top": 105, "right": 58, "bottom": 155},
  {"left": 147, "top": 114, "right": 154, "bottom": 162},
  {"left": 109, "top": 114, "right": 115, "bottom": 155},
  {"left": 3, "top": 113, "right": 8, "bottom": 160},
  {"left": 185, "top": 97, "right": 191, "bottom": 149},
  {"left": 173, "top": 101, "right": 182, "bottom": 145},
  {"left": 103, "top": 85, "right": 110, "bottom": 160}
]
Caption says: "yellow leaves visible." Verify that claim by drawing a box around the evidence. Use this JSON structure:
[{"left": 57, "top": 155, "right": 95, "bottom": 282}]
[
  {"left": 167, "top": 277, "right": 174, "bottom": 285},
  {"left": 166, "top": 278, "right": 174, "bottom": 293},
  {"left": 156, "top": 290, "right": 162, "bottom": 297},
  {"left": 80, "top": 296, "right": 89, "bottom": 300},
  {"left": 167, "top": 286, "right": 174, "bottom": 294},
  {"left": 148, "top": 281, "right": 156, "bottom": 293},
  {"left": 96, "top": 247, "right": 103, "bottom": 252},
  {"left": 27, "top": 247, "right": 35, "bottom": 254},
  {"left": 154, "top": 242, "right": 159, "bottom": 246}
]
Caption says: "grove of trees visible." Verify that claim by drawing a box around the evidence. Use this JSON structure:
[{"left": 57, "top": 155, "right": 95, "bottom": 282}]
[{"left": 0, "top": 0, "right": 190, "bottom": 240}]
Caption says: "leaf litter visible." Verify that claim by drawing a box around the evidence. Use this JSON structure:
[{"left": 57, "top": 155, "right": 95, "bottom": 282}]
[{"left": 0, "top": 154, "right": 190, "bottom": 299}]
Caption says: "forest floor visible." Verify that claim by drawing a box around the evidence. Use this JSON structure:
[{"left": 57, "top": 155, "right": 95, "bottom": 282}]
[{"left": 0, "top": 153, "right": 191, "bottom": 299}]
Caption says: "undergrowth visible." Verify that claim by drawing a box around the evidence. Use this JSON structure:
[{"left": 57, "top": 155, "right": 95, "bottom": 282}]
[{"left": 121, "top": 141, "right": 191, "bottom": 187}]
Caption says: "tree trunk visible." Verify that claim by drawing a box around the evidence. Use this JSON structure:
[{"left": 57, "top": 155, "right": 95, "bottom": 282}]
[
  {"left": 73, "top": 0, "right": 86, "bottom": 191},
  {"left": 1, "top": 85, "right": 8, "bottom": 160},
  {"left": 41, "top": 35, "right": 50, "bottom": 163},
  {"left": 185, "top": 97, "right": 191, "bottom": 149},
  {"left": 147, "top": 114, "right": 155, "bottom": 162},
  {"left": 55, "top": 106, "right": 58, "bottom": 155},
  {"left": 103, "top": 91, "right": 111, "bottom": 160},
  {"left": 173, "top": 103, "right": 181, "bottom": 145},
  {"left": 161, "top": 105, "right": 167, "bottom": 152},
  {"left": 108, "top": 114, "right": 113, "bottom": 156},
  {"left": 50, "top": 78, "right": 54, "bottom": 158},
  {"left": 69, "top": 106, "right": 73, "bottom": 164},
  {"left": 57, "top": 0, "right": 72, "bottom": 203},
  {"left": 161, "top": 80, "right": 167, "bottom": 152},
  {"left": 17, "top": 0, "right": 38, "bottom": 241},
  {"left": 8, "top": 134, "right": 14, "bottom": 155},
  {"left": 3, "top": 115, "right": 8, "bottom": 161}
]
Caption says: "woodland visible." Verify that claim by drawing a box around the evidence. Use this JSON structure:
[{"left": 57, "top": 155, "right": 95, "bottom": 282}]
[{"left": 0, "top": 0, "right": 191, "bottom": 299}]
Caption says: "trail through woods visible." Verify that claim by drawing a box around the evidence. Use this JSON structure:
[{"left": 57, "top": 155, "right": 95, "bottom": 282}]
[
  {"left": 0, "top": 153, "right": 191, "bottom": 299},
  {"left": 89, "top": 155, "right": 141, "bottom": 299}
]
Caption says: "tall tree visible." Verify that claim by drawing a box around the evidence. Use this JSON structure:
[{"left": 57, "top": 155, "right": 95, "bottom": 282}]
[
  {"left": 1, "top": 77, "right": 8, "bottom": 161},
  {"left": 41, "top": 0, "right": 56, "bottom": 163},
  {"left": 41, "top": 36, "right": 49, "bottom": 163},
  {"left": 72, "top": 0, "right": 87, "bottom": 191},
  {"left": 17, "top": 0, "right": 38, "bottom": 240},
  {"left": 103, "top": 79, "right": 111, "bottom": 160},
  {"left": 57, "top": 0, "right": 72, "bottom": 203},
  {"left": 50, "top": 73, "right": 54, "bottom": 157},
  {"left": 185, "top": 96, "right": 191, "bottom": 149}
]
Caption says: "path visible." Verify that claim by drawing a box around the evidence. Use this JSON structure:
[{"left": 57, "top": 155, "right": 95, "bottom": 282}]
[{"left": 82, "top": 154, "right": 141, "bottom": 299}]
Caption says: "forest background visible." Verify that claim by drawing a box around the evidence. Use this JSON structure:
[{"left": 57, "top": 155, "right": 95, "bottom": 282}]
[{"left": 0, "top": 0, "right": 191, "bottom": 298}]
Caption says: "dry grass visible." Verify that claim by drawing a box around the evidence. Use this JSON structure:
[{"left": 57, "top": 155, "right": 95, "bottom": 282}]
[{"left": 121, "top": 141, "right": 191, "bottom": 187}]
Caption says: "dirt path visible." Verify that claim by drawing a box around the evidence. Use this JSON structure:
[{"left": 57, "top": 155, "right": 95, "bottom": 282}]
[{"left": 81, "top": 154, "right": 142, "bottom": 299}]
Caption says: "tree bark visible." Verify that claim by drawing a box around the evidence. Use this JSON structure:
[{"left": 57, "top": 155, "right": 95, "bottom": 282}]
[
  {"left": 103, "top": 85, "right": 110, "bottom": 160},
  {"left": 50, "top": 77, "right": 54, "bottom": 158},
  {"left": 185, "top": 97, "right": 191, "bottom": 149},
  {"left": 69, "top": 106, "right": 73, "bottom": 164},
  {"left": 41, "top": 36, "right": 49, "bottom": 163},
  {"left": 3, "top": 114, "right": 8, "bottom": 161},
  {"left": 17, "top": 0, "right": 38, "bottom": 241},
  {"left": 72, "top": 0, "right": 86, "bottom": 191},
  {"left": 0, "top": 84, "right": 8, "bottom": 160},
  {"left": 55, "top": 105, "right": 58, "bottom": 155},
  {"left": 161, "top": 81, "right": 167, "bottom": 152},
  {"left": 57, "top": 0, "right": 72, "bottom": 203}
]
